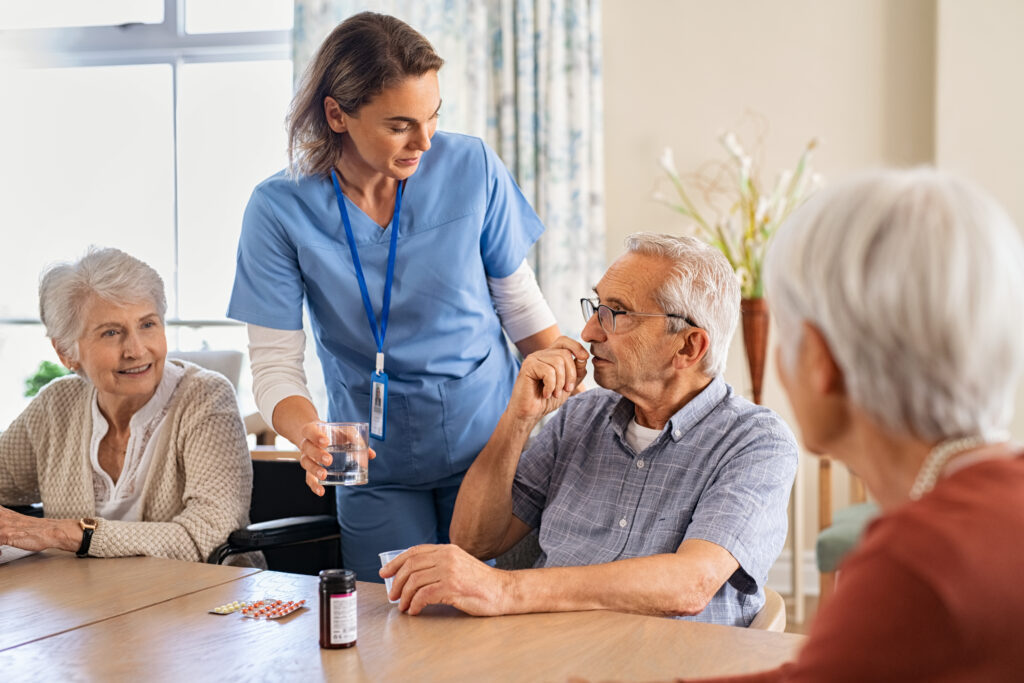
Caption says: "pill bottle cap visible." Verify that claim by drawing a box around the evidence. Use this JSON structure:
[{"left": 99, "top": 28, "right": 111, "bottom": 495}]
[{"left": 319, "top": 568, "right": 356, "bottom": 592}]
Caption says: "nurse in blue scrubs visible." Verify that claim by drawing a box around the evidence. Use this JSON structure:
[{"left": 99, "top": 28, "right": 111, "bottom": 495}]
[{"left": 228, "top": 12, "right": 562, "bottom": 581}]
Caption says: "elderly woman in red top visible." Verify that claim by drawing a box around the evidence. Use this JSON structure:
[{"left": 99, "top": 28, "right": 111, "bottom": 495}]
[{"left": 685, "top": 168, "right": 1024, "bottom": 682}]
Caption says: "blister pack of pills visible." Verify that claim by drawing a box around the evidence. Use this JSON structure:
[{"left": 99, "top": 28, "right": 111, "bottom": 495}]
[
  {"left": 240, "top": 598, "right": 307, "bottom": 619},
  {"left": 209, "top": 600, "right": 249, "bottom": 615}
]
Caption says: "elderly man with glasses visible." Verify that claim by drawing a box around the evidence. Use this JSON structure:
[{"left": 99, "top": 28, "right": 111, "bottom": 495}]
[{"left": 380, "top": 233, "right": 798, "bottom": 626}]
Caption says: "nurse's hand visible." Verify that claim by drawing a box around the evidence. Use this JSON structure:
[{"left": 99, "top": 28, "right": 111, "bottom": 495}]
[
  {"left": 298, "top": 421, "right": 377, "bottom": 496},
  {"left": 507, "top": 336, "right": 588, "bottom": 423}
]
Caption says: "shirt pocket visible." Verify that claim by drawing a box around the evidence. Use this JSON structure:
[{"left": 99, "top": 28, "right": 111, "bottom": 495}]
[
  {"left": 349, "top": 389, "right": 419, "bottom": 484},
  {"left": 651, "top": 508, "right": 695, "bottom": 552}
]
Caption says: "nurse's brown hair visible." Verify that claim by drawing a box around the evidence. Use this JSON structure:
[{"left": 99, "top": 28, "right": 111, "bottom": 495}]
[{"left": 287, "top": 12, "right": 444, "bottom": 178}]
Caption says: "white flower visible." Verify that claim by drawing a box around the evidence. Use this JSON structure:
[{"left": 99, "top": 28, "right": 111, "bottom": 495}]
[
  {"left": 740, "top": 155, "right": 752, "bottom": 182},
  {"left": 736, "top": 265, "right": 752, "bottom": 290},
  {"left": 658, "top": 130, "right": 821, "bottom": 299},
  {"left": 659, "top": 147, "right": 678, "bottom": 177},
  {"left": 721, "top": 132, "right": 744, "bottom": 160},
  {"left": 755, "top": 196, "right": 769, "bottom": 225}
]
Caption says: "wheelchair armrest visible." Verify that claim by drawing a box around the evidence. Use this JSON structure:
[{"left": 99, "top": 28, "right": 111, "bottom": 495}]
[
  {"left": 207, "top": 514, "right": 339, "bottom": 564},
  {"left": 230, "top": 515, "right": 339, "bottom": 546},
  {"left": 9, "top": 503, "right": 44, "bottom": 518}
]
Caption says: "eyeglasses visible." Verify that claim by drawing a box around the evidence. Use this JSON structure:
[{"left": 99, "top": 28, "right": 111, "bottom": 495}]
[{"left": 580, "top": 297, "right": 698, "bottom": 334}]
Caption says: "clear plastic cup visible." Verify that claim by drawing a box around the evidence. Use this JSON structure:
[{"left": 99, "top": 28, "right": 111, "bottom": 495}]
[{"left": 379, "top": 548, "right": 408, "bottom": 604}]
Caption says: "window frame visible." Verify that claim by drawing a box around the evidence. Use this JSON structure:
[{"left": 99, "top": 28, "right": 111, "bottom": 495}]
[{"left": 0, "top": 0, "right": 291, "bottom": 326}]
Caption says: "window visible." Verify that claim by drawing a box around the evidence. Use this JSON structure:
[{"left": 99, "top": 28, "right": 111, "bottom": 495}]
[{"left": 0, "top": 1, "right": 294, "bottom": 427}]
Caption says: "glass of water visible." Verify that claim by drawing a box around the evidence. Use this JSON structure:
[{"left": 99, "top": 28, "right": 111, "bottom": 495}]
[{"left": 317, "top": 422, "right": 369, "bottom": 486}]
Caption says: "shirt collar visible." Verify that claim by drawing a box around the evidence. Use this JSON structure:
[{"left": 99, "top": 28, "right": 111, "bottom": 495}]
[{"left": 609, "top": 375, "right": 729, "bottom": 442}]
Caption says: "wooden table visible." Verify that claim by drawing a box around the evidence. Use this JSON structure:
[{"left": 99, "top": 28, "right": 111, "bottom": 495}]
[
  {"left": 2, "top": 570, "right": 804, "bottom": 681},
  {"left": 0, "top": 550, "right": 260, "bottom": 652}
]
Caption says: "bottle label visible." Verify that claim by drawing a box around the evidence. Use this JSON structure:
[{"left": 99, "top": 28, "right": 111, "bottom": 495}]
[{"left": 329, "top": 591, "right": 357, "bottom": 645}]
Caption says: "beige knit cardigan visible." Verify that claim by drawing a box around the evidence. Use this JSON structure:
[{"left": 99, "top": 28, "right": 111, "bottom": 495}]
[{"left": 0, "top": 360, "right": 261, "bottom": 565}]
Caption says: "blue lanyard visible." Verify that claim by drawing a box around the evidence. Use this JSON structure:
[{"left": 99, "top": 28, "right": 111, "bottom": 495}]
[{"left": 330, "top": 169, "right": 402, "bottom": 366}]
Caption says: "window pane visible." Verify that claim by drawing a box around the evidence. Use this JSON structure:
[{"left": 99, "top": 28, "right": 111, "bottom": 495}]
[
  {"left": 0, "top": 65, "right": 175, "bottom": 320},
  {"left": 0, "top": 1, "right": 162, "bottom": 30},
  {"left": 0, "top": 325, "right": 57, "bottom": 429},
  {"left": 185, "top": 0, "right": 293, "bottom": 34},
  {"left": 176, "top": 60, "right": 292, "bottom": 319}
]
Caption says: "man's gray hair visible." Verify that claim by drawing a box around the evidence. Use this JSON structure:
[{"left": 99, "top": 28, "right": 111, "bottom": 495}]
[
  {"left": 764, "top": 167, "right": 1024, "bottom": 441},
  {"left": 625, "top": 232, "right": 740, "bottom": 377},
  {"left": 39, "top": 247, "right": 167, "bottom": 363}
]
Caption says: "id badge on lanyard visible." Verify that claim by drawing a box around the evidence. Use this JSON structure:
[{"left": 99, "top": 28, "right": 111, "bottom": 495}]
[
  {"left": 370, "top": 355, "right": 388, "bottom": 441},
  {"left": 331, "top": 169, "right": 403, "bottom": 441}
]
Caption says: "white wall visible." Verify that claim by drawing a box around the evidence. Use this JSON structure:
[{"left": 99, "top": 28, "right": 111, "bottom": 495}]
[
  {"left": 936, "top": 0, "right": 1024, "bottom": 226},
  {"left": 935, "top": 0, "right": 1024, "bottom": 447},
  {"left": 602, "top": 0, "right": 941, "bottom": 556},
  {"left": 603, "top": 0, "right": 935, "bottom": 262}
]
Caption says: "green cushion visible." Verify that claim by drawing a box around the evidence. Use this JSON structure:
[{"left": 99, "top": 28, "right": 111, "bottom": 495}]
[{"left": 816, "top": 502, "right": 880, "bottom": 573}]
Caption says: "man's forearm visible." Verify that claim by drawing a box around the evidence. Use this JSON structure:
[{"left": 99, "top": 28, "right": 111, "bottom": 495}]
[
  {"left": 504, "top": 549, "right": 732, "bottom": 618},
  {"left": 450, "top": 411, "right": 538, "bottom": 557}
]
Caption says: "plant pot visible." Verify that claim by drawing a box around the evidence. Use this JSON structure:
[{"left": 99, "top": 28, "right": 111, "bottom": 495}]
[{"left": 740, "top": 297, "right": 769, "bottom": 405}]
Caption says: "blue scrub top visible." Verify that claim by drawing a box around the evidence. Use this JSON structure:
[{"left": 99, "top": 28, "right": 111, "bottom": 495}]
[{"left": 228, "top": 131, "right": 545, "bottom": 486}]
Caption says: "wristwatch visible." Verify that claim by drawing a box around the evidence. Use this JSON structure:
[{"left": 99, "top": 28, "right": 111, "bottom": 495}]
[{"left": 76, "top": 517, "right": 97, "bottom": 558}]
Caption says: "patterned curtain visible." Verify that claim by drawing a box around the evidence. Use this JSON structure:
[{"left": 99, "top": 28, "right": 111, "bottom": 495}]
[{"left": 294, "top": 0, "right": 605, "bottom": 332}]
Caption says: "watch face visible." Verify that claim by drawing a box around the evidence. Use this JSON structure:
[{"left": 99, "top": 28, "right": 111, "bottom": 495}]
[{"left": 80, "top": 518, "right": 98, "bottom": 530}]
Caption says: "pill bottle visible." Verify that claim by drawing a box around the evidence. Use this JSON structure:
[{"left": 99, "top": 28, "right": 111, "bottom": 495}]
[{"left": 319, "top": 569, "right": 357, "bottom": 649}]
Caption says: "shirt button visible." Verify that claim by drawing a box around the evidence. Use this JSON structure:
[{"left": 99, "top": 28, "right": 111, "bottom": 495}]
[
  {"left": 636, "top": 459, "right": 645, "bottom": 469},
  {"left": 672, "top": 429, "right": 681, "bottom": 438},
  {"left": 618, "top": 518, "right": 627, "bottom": 528}
]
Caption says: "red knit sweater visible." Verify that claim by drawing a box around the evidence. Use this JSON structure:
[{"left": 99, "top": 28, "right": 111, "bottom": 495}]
[{"left": 685, "top": 454, "right": 1024, "bottom": 683}]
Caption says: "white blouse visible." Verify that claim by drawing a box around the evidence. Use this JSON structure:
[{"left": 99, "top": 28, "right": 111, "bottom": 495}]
[{"left": 89, "top": 361, "right": 185, "bottom": 521}]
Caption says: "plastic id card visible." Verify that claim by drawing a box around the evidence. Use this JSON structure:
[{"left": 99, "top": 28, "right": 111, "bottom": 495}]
[{"left": 370, "top": 371, "right": 388, "bottom": 440}]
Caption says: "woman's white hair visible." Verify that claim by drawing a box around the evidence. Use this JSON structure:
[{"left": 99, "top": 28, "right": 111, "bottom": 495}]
[
  {"left": 764, "top": 167, "right": 1024, "bottom": 441},
  {"left": 39, "top": 247, "right": 167, "bottom": 364},
  {"left": 625, "top": 232, "right": 740, "bottom": 377}
]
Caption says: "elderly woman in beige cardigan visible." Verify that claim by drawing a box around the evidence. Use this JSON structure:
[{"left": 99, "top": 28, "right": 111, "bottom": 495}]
[{"left": 0, "top": 247, "right": 260, "bottom": 565}]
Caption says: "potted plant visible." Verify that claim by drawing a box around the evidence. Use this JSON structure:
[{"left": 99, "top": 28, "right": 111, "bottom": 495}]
[
  {"left": 24, "top": 360, "right": 70, "bottom": 398},
  {"left": 657, "top": 130, "right": 820, "bottom": 403}
]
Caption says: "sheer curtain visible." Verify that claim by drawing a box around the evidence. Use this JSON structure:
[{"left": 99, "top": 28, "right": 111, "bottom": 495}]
[{"left": 294, "top": 0, "right": 604, "bottom": 331}]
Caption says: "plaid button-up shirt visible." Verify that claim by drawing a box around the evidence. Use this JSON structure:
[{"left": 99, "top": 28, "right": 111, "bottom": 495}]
[{"left": 511, "top": 376, "right": 798, "bottom": 626}]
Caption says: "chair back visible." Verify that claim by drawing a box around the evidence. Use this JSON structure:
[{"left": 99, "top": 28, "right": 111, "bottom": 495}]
[
  {"left": 818, "top": 457, "right": 879, "bottom": 604},
  {"left": 167, "top": 350, "right": 244, "bottom": 390},
  {"left": 749, "top": 587, "right": 787, "bottom": 632},
  {"left": 250, "top": 458, "right": 341, "bottom": 575}
]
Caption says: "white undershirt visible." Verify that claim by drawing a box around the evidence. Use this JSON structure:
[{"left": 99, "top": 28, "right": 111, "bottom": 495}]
[
  {"left": 90, "top": 361, "right": 185, "bottom": 521},
  {"left": 624, "top": 417, "right": 663, "bottom": 454},
  {"left": 247, "top": 258, "right": 556, "bottom": 426}
]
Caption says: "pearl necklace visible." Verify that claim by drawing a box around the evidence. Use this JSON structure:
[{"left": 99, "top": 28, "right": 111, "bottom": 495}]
[{"left": 908, "top": 432, "right": 1009, "bottom": 501}]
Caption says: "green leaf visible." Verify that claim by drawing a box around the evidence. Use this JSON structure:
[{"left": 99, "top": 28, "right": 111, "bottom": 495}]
[{"left": 24, "top": 360, "right": 71, "bottom": 397}]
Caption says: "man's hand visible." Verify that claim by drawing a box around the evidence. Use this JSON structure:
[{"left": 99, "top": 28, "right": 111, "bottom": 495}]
[
  {"left": 297, "top": 421, "right": 376, "bottom": 496},
  {"left": 380, "top": 544, "right": 515, "bottom": 616},
  {"left": 507, "top": 337, "right": 589, "bottom": 423}
]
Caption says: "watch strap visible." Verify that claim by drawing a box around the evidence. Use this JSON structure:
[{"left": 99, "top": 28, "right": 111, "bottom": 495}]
[{"left": 76, "top": 518, "right": 97, "bottom": 558}]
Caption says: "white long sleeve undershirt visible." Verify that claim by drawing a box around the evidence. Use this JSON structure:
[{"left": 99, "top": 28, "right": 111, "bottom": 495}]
[{"left": 247, "top": 259, "right": 556, "bottom": 426}]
